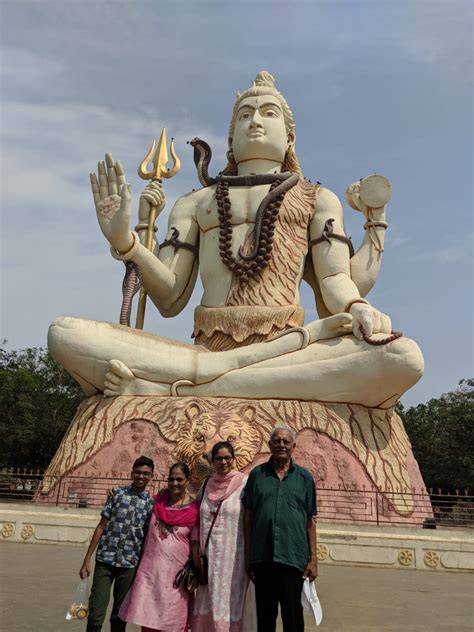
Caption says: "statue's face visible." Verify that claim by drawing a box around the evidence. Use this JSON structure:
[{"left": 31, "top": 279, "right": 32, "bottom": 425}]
[{"left": 231, "top": 95, "right": 290, "bottom": 164}]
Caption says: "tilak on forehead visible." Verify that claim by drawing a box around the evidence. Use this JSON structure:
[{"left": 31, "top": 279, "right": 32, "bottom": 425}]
[{"left": 236, "top": 96, "right": 283, "bottom": 113}]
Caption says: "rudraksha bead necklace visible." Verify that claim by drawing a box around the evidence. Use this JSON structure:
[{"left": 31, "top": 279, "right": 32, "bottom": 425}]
[{"left": 215, "top": 172, "right": 298, "bottom": 285}]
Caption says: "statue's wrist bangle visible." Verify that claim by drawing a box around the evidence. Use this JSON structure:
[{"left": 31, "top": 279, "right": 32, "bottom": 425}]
[
  {"left": 363, "top": 221, "right": 388, "bottom": 230},
  {"left": 110, "top": 231, "right": 140, "bottom": 261},
  {"left": 344, "top": 298, "right": 370, "bottom": 313},
  {"left": 135, "top": 222, "right": 157, "bottom": 232}
]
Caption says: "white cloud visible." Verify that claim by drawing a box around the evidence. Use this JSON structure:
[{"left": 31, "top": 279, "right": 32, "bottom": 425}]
[
  {"left": 407, "top": 236, "right": 473, "bottom": 264},
  {"left": 402, "top": 2, "right": 473, "bottom": 81},
  {"left": 389, "top": 230, "right": 411, "bottom": 249},
  {"left": 1, "top": 46, "right": 64, "bottom": 83},
  {"left": 1, "top": 100, "right": 227, "bottom": 230}
]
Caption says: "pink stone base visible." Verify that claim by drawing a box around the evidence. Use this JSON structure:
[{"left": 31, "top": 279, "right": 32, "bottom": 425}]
[{"left": 40, "top": 395, "right": 432, "bottom": 524}]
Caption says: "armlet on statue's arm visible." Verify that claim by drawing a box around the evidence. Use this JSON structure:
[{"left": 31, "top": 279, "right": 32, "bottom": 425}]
[
  {"left": 309, "top": 218, "right": 354, "bottom": 257},
  {"left": 159, "top": 226, "right": 199, "bottom": 255}
]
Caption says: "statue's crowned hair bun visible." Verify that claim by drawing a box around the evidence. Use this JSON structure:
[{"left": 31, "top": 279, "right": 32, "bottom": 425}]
[{"left": 253, "top": 71, "right": 276, "bottom": 88}]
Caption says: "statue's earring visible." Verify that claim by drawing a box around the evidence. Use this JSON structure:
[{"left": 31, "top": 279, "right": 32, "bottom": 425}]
[{"left": 226, "top": 148, "right": 235, "bottom": 163}]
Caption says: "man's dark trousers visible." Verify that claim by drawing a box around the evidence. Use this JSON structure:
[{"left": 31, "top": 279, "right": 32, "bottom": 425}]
[
  {"left": 253, "top": 561, "right": 305, "bottom": 632},
  {"left": 86, "top": 560, "right": 136, "bottom": 632}
]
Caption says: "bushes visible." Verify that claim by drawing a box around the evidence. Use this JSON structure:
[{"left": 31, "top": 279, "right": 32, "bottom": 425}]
[
  {"left": 0, "top": 346, "right": 83, "bottom": 469},
  {"left": 398, "top": 379, "right": 474, "bottom": 492}
]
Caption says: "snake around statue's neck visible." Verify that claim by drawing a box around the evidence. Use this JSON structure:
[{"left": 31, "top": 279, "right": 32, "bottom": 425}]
[{"left": 189, "top": 137, "right": 299, "bottom": 284}]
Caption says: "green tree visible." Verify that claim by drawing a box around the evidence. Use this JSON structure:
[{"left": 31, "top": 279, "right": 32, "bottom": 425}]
[
  {"left": 399, "top": 379, "right": 474, "bottom": 492},
  {"left": 0, "top": 346, "right": 84, "bottom": 469}
]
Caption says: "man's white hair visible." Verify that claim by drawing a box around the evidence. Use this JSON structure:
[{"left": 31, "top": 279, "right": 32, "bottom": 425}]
[{"left": 269, "top": 423, "right": 297, "bottom": 442}]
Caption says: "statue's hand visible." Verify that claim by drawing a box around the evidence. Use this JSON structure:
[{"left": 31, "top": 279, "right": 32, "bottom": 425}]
[
  {"left": 345, "top": 181, "right": 371, "bottom": 216},
  {"left": 350, "top": 303, "right": 392, "bottom": 340},
  {"left": 138, "top": 180, "right": 166, "bottom": 222},
  {"left": 346, "top": 176, "right": 391, "bottom": 219},
  {"left": 90, "top": 153, "right": 133, "bottom": 253}
]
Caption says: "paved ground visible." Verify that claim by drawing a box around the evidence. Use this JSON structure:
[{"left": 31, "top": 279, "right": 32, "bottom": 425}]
[{"left": 0, "top": 542, "right": 473, "bottom": 631}]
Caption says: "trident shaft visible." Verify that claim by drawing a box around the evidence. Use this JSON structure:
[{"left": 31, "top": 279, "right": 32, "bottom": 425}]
[{"left": 135, "top": 128, "right": 181, "bottom": 329}]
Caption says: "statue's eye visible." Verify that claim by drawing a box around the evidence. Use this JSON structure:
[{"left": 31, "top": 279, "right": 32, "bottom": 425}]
[
  {"left": 193, "top": 432, "right": 205, "bottom": 443},
  {"left": 263, "top": 107, "right": 279, "bottom": 118},
  {"left": 227, "top": 435, "right": 236, "bottom": 442}
]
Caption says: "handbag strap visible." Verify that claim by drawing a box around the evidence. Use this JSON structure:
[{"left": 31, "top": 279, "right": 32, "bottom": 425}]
[{"left": 203, "top": 489, "right": 222, "bottom": 551}]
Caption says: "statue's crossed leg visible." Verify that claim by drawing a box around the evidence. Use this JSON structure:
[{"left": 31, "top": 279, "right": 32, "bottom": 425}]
[{"left": 48, "top": 314, "right": 423, "bottom": 408}]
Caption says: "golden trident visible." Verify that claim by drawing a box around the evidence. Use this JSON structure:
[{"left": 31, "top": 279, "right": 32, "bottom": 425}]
[{"left": 135, "top": 128, "right": 181, "bottom": 329}]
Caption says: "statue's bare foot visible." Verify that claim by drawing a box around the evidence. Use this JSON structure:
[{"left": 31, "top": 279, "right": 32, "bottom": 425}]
[
  {"left": 104, "top": 359, "right": 170, "bottom": 397},
  {"left": 306, "top": 313, "right": 353, "bottom": 343}
]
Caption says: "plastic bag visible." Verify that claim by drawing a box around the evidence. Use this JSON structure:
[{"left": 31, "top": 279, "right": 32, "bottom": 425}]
[
  {"left": 301, "top": 578, "right": 323, "bottom": 626},
  {"left": 65, "top": 578, "right": 89, "bottom": 621}
]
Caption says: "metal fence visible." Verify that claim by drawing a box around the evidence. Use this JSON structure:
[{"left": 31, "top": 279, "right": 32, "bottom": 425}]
[
  {"left": 0, "top": 470, "right": 167, "bottom": 508},
  {"left": 315, "top": 486, "right": 473, "bottom": 527},
  {"left": 0, "top": 469, "right": 472, "bottom": 528}
]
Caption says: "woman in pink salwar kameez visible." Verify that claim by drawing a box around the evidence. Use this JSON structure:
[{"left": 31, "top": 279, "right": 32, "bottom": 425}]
[
  {"left": 119, "top": 462, "right": 198, "bottom": 632},
  {"left": 191, "top": 442, "right": 254, "bottom": 632}
]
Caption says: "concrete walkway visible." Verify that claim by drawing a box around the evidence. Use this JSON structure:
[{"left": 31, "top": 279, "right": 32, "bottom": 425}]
[{"left": 1, "top": 542, "right": 473, "bottom": 631}]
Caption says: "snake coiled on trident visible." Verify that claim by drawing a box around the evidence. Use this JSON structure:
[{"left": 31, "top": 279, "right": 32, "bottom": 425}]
[{"left": 120, "top": 261, "right": 141, "bottom": 326}]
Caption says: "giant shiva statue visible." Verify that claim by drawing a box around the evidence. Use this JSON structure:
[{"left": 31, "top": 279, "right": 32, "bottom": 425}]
[{"left": 48, "top": 71, "right": 423, "bottom": 408}]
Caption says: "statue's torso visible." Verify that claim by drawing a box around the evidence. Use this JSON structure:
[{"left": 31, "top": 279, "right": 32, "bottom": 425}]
[
  {"left": 196, "top": 184, "right": 272, "bottom": 306},
  {"left": 197, "top": 183, "right": 273, "bottom": 231},
  {"left": 195, "top": 180, "right": 316, "bottom": 307},
  {"left": 192, "top": 179, "right": 317, "bottom": 350}
]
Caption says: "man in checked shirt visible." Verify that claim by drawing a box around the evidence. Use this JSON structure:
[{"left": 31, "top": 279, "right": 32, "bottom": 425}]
[{"left": 79, "top": 456, "right": 155, "bottom": 632}]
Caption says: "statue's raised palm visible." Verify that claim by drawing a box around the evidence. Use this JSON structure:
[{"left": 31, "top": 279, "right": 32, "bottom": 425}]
[
  {"left": 90, "top": 153, "right": 132, "bottom": 253},
  {"left": 91, "top": 153, "right": 166, "bottom": 253}
]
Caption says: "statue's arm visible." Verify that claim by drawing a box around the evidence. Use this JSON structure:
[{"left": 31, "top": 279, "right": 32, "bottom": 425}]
[
  {"left": 91, "top": 154, "right": 198, "bottom": 317},
  {"left": 310, "top": 187, "right": 361, "bottom": 313},
  {"left": 130, "top": 195, "right": 200, "bottom": 317},
  {"left": 345, "top": 178, "right": 388, "bottom": 297},
  {"left": 310, "top": 187, "right": 391, "bottom": 338}
]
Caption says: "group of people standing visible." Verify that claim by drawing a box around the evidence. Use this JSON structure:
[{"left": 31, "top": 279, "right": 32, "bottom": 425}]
[{"left": 80, "top": 426, "right": 318, "bottom": 632}]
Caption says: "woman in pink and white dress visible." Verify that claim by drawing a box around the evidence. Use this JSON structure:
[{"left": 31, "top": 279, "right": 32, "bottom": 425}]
[
  {"left": 119, "top": 462, "right": 198, "bottom": 632},
  {"left": 191, "top": 441, "right": 254, "bottom": 632}
]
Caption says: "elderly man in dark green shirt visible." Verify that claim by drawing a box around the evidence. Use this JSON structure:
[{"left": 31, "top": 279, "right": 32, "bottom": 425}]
[{"left": 242, "top": 425, "right": 317, "bottom": 632}]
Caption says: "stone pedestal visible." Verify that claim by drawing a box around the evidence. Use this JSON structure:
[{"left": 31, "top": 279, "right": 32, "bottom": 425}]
[{"left": 41, "top": 395, "right": 431, "bottom": 523}]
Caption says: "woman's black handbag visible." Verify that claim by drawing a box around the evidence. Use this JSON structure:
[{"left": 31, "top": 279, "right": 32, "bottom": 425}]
[{"left": 174, "top": 557, "right": 199, "bottom": 593}]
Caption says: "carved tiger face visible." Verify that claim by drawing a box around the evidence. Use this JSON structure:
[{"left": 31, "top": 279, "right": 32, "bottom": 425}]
[
  {"left": 173, "top": 404, "right": 264, "bottom": 484},
  {"left": 173, "top": 411, "right": 216, "bottom": 483}
]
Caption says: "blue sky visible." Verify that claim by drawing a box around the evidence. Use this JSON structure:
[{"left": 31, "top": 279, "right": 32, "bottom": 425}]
[{"left": 1, "top": 0, "right": 472, "bottom": 406}]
